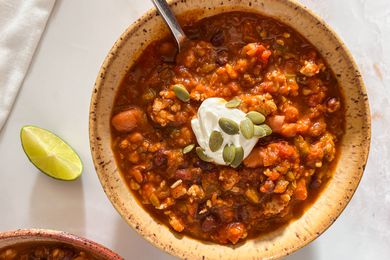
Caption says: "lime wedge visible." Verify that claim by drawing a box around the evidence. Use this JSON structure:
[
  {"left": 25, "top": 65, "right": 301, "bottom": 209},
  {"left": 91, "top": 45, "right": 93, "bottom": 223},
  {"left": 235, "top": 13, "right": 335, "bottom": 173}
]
[{"left": 20, "top": 126, "right": 83, "bottom": 181}]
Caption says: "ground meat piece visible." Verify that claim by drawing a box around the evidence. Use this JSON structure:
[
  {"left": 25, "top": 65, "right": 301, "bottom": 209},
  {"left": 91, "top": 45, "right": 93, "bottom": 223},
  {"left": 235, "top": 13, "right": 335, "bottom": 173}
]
[
  {"left": 259, "top": 68, "right": 299, "bottom": 96},
  {"left": 280, "top": 123, "right": 298, "bottom": 137},
  {"left": 242, "top": 43, "right": 271, "bottom": 64},
  {"left": 259, "top": 180, "right": 275, "bottom": 193},
  {"left": 150, "top": 94, "right": 193, "bottom": 127},
  {"left": 167, "top": 212, "right": 185, "bottom": 232},
  {"left": 187, "top": 185, "right": 205, "bottom": 199},
  {"left": 282, "top": 104, "right": 299, "bottom": 122},
  {"left": 140, "top": 183, "right": 156, "bottom": 204},
  {"left": 273, "top": 179, "right": 290, "bottom": 193},
  {"left": 263, "top": 195, "right": 289, "bottom": 216},
  {"left": 303, "top": 78, "right": 327, "bottom": 107},
  {"left": 244, "top": 142, "right": 298, "bottom": 168},
  {"left": 218, "top": 169, "right": 240, "bottom": 190},
  {"left": 176, "top": 41, "right": 217, "bottom": 69},
  {"left": 150, "top": 97, "right": 174, "bottom": 126},
  {"left": 129, "top": 165, "right": 145, "bottom": 183},
  {"left": 165, "top": 149, "right": 184, "bottom": 170},
  {"left": 306, "top": 141, "right": 325, "bottom": 168},
  {"left": 171, "top": 184, "right": 187, "bottom": 199},
  {"left": 308, "top": 120, "right": 326, "bottom": 137},
  {"left": 226, "top": 222, "right": 247, "bottom": 244},
  {"left": 305, "top": 132, "right": 336, "bottom": 167},
  {"left": 300, "top": 60, "right": 320, "bottom": 77},
  {"left": 239, "top": 93, "right": 277, "bottom": 115},
  {"left": 216, "top": 222, "right": 247, "bottom": 244},
  {"left": 321, "top": 133, "right": 336, "bottom": 162},
  {"left": 263, "top": 168, "right": 280, "bottom": 181},
  {"left": 307, "top": 91, "right": 326, "bottom": 107}
]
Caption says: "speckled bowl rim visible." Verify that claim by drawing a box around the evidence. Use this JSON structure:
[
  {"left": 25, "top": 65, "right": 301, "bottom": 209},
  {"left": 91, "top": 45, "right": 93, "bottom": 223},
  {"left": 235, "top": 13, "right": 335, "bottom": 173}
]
[
  {"left": 89, "top": 0, "right": 371, "bottom": 259},
  {"left": 0, "top": 229, "right": 123, "bottom": 259}
]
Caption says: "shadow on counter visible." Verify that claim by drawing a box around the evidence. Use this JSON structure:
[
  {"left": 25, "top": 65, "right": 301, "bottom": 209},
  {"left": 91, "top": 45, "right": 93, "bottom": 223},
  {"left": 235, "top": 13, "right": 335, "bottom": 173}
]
[
  {"left": 112, "top": 215, "right": 174, "bottom": 260},
  {"left": 29, "top": 172, "right": 86, "bottom": 235}
]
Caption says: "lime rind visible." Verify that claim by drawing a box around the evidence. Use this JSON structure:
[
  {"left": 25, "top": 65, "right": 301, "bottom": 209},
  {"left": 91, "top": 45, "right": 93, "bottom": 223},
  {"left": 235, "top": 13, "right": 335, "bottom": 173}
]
[{"left": 20, "top": 126, "right": 83, "bottom": 181}]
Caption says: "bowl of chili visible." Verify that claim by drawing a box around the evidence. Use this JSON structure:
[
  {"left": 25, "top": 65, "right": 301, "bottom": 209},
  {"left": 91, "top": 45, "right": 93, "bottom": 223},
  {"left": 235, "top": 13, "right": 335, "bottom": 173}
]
[
  {"left": 0, "top": 229, "right": 122, "bottom": 259},
  {"left": 89, "top": 0, "right": 371, "bottom": 259}
]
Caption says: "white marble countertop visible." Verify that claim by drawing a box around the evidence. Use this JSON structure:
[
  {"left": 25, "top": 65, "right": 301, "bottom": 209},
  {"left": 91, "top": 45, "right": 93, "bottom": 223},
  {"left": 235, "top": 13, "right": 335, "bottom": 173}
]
[{"left": 0, "top": 0, "right": 389, "bottom": 259}]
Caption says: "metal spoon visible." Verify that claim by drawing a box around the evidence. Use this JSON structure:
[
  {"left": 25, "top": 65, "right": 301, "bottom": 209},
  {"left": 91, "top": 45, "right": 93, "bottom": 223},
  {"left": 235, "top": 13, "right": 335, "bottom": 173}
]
[{"left": 151, "top": 0, "right": 187, "bottom": 51}]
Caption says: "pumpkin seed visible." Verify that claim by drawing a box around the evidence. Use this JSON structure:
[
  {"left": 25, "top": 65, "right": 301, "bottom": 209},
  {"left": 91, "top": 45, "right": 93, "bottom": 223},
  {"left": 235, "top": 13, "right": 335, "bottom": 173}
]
[
  {"left": 219, "top": 117, "right": 239, "bottom": 135},
  {"left": 196, "top": 147, "right": 213, "bottom": 162},
  {"left": 231, "top": 146, "right": 244, "bottom": 168},
  {"left": 173, "top": 84, "right": 190, "bottom": 102},
  {"left": 246, "top": 111, "right": 265, "bottom": 124},
  {"left": 259, "top": 124, "right": 272, "bottom": 136},
  {"left": 182, "top": 144, "right": 195, "bottom": 154},
  {"left": 223, "top": 144, "right": 235, "bottom": 164},
  {"left": 209, "top": 131, "right": 223, "bottom": 152},
  {"left": 240, "top": 118, "right": 254, "bottom": 139},
  {"left": 225, "top": 98, "right": 241, "bottom": 108},
  {"left": 254, "top": 125, "right": 267, "bottom": 138}
]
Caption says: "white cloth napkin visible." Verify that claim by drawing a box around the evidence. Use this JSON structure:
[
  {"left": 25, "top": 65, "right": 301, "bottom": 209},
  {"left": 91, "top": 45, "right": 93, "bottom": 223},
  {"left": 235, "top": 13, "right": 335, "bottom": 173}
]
[{"left": 0, "top": 0, "right": 55, "bottom": 130}]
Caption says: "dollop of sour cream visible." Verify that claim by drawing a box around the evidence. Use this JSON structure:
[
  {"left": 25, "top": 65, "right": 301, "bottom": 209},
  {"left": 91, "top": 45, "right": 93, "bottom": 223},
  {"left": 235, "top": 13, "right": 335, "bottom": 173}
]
[{"left": 191, "top": 98, "right": 259, "bottom": 165}]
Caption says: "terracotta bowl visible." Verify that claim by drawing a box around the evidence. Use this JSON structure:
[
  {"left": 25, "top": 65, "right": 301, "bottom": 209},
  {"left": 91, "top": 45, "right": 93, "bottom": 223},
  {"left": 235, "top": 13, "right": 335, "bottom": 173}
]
[
  {"left": 89, "top": 0, "right": 371, "bottom": 259},
  {"left": 0, "top": 229, "right": 122, "bottom": 259}
]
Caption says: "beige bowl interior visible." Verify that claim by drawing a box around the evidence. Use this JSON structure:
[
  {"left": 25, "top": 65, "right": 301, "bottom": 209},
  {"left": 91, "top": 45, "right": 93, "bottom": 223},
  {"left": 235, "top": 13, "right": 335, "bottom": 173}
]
[{"left": 89, "top": 0, "right": 371, "bottom": 259}]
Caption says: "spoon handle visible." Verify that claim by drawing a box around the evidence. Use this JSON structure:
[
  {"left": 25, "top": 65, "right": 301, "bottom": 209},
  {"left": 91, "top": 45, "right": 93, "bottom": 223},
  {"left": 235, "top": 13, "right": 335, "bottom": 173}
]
[{"left": 151, "top": 0, "right": 186, "bottom": 50}]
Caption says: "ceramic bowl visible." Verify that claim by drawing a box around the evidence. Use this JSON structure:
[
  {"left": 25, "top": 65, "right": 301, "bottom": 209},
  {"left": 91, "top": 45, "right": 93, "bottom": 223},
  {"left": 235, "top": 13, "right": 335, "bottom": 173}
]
[
  {"left": 89, "top": 0, "right": 371, "bottom": 259},
  {"left": 0, "top": 229, "right": 122, "bottom": 259}
]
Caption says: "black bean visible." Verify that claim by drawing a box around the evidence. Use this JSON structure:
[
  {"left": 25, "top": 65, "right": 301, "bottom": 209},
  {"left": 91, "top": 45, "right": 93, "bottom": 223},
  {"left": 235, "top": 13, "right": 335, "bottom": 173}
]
[
  {"left": 236, "top": 206, "right": 249, "bottom": 222},
  {"left": 210, "top": 31, "right": 224, "bottom": 46},
  {"left": 175, "top": 169, "right": 194, "bottom": 181},
  {"left": 297, "top": 76, "right": 308, "bottom": 85},
  {"left": 193, "top": 160, "right": 216, "bottom": 171},
  {"left": 201, "top": 215, "right": 218, "bottom": 232},
  {"left": 216, "top": 50, "right": 228, "bottom": 66},
  {"left": 310, "top": 176, "right": 322, "bottom": 189},
  {"left": 153, "top": 149, "right": 167, "bottom": 167}
]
